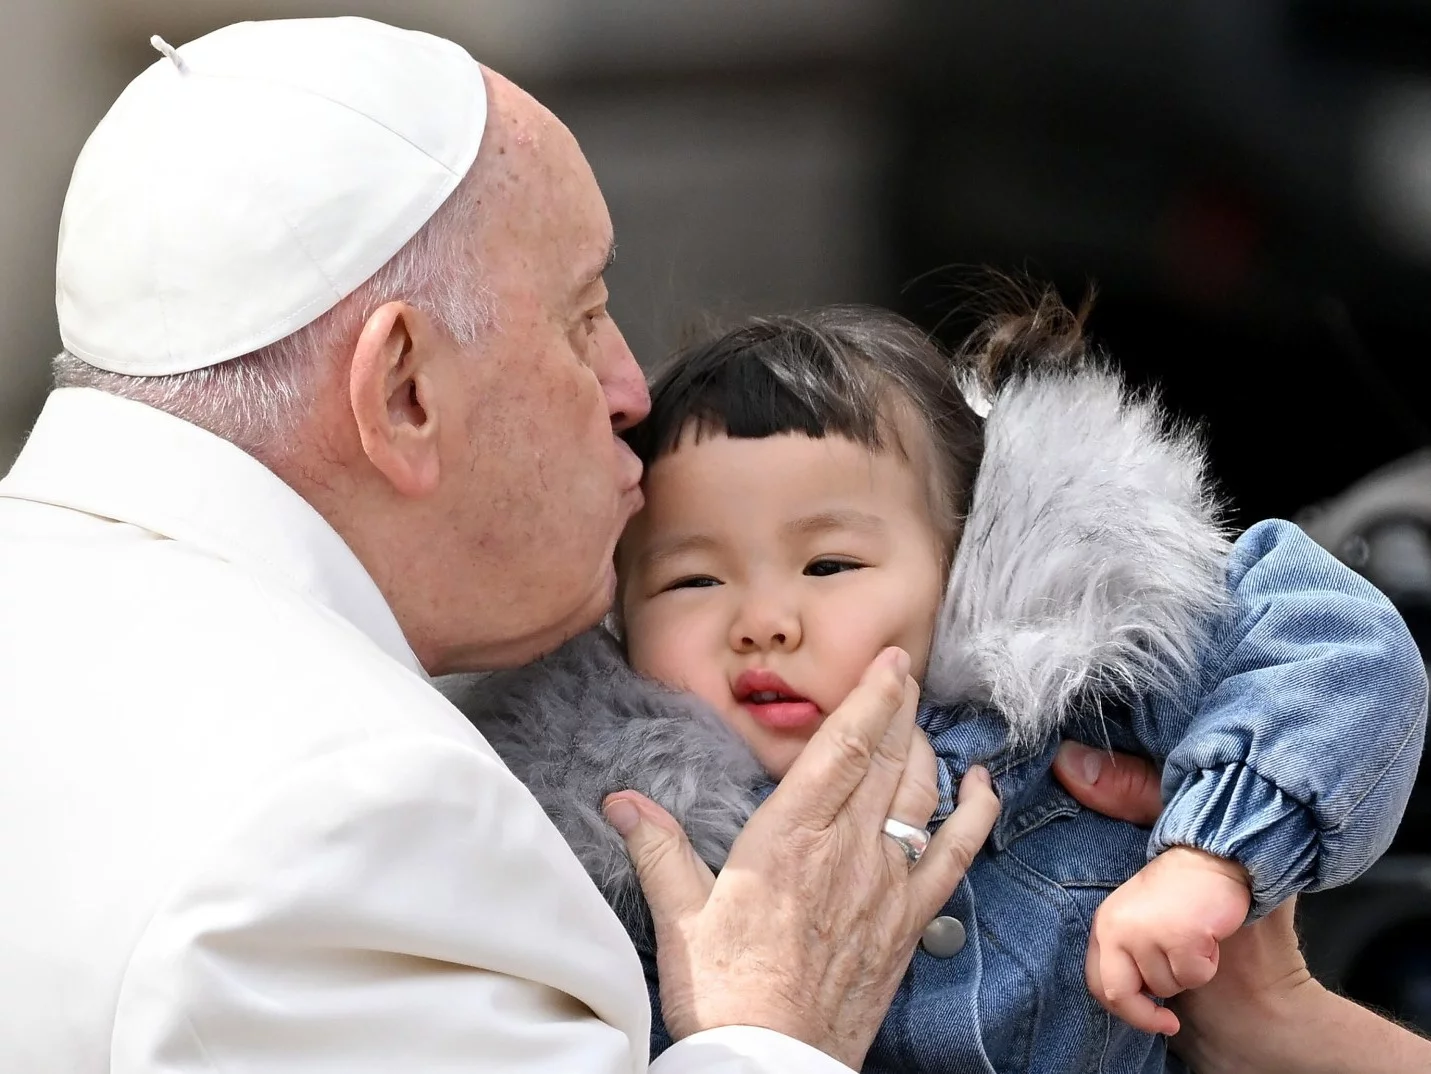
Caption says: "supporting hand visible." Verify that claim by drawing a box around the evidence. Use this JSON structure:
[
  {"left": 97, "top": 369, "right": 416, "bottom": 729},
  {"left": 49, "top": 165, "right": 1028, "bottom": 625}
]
[{"left": 605, "top": 648, "right": 1001, "bottom": 1069}]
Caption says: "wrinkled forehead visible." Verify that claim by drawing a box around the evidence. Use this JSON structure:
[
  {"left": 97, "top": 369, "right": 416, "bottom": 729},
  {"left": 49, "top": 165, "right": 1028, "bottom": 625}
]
[{"left": 473, "top": 68, "right": 612, "bottom": 288}]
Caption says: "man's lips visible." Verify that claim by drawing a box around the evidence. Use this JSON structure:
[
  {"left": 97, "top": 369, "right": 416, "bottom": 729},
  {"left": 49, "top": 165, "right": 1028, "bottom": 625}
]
[
  {"left": 616, "top": 442, "right": 645, "bottom": 517},
  {"left": 733, "top": 668, "right": 823, "bottom": 732},
  {"left": 616, "top": 438, "right": 644, "bottom": 495}
]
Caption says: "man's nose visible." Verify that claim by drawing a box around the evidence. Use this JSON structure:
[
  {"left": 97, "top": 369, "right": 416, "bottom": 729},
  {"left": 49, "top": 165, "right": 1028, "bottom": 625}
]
[{"left": 602, "top": 319, "right": 650, "bottom": 433}]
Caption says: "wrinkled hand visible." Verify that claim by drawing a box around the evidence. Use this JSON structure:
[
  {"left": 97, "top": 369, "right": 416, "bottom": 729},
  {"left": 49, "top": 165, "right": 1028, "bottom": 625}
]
[
  {"left": 602, "top": 648, "right": 1001, "bottom": 1069},
  {"left": 1087, "top": 846, "right": 1251, "bottom": 1035},
  {"left": 1051, "top": 741, "right": 1163, "bottom": 826}
]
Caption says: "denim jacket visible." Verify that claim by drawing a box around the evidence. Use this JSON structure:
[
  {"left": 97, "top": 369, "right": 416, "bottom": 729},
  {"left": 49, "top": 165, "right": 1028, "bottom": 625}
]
[
  {"left": 881, "top": 518, "right": 1425, "bottom": 1073},
  {"left": 446, "top": 364, "right": 1428, "bottom": 1073}
]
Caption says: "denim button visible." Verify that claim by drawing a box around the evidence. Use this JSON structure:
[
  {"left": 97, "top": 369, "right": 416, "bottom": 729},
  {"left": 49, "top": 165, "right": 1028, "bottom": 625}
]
[{"left": 920, "top": 915, "right": 966, "bottom": 957}]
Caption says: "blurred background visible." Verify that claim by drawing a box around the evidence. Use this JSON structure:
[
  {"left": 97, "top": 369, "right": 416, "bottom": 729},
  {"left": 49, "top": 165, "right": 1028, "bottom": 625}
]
[{"left": 3, "top": 0, "right": 1429, "bottom": 1035}]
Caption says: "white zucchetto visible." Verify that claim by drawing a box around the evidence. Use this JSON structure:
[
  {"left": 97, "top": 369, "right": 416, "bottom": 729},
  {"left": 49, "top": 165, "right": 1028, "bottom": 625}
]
[{"left": 55, "top": 17, "right": 487, "bottom": 376}]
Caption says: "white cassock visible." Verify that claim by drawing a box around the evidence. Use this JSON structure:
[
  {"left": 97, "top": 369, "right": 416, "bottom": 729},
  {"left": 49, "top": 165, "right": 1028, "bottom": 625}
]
[{"left": 0, "top": 387, "right": 849, "bottom": 1074}]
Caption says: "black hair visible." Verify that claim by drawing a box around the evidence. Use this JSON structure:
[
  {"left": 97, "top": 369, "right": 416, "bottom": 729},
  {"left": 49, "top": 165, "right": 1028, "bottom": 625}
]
[
  {"left": 623, "top": 286, "right": 1094, "bottom": 555},
  {"left": 625, "top": 305, "right": 983, "bottom": 550}
]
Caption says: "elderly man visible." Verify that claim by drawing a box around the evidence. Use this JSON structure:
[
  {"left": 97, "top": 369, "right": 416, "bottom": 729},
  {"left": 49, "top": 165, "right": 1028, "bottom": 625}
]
[{"left": 0, "top": 17, "right": 1000, "bottom": 1074}]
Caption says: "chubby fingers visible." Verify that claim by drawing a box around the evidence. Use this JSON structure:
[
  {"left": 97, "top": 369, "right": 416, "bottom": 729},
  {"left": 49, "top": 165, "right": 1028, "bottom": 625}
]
[
  {"left": 776, "top": 647, "right": 912, "bottom": 829},
  {"left": 1164, "top": 936, "right": 1220, "bottom": 992},
  {"left": 908, "top": 766, "right": 1000, "bottom": 921},
  {"left": 1087, "top": 932, "right": 1182, "bottom": 1036},
  {"left": 1132, "top": 944, "right": 1183, "bottom": 1000},
  {"left": 1053, "top": 742, "right": 1164, "bottom": 827}
]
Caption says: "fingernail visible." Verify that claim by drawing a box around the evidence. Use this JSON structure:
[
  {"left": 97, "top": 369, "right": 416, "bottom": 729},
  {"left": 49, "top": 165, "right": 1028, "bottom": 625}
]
[
  {"left": 604, "top": 799, "right": 641, "bottom": 836},
  {"left": 1080, "top": 749, "right": 1103, "bottom": 786},
  {"left": 884, "top": 647, "right": 911, "bottom": 680},
  {"left": 1060, "top": 741, "right": 1103, "bottom": 785},
  {"left": 967, "top": 764, "right": 990, "bottom": 785}
]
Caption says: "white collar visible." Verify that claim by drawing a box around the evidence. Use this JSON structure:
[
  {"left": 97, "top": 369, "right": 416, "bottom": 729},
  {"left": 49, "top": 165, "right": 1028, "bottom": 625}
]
[{"left": 0, "top": 388, "right": 425, "bottom": 677}]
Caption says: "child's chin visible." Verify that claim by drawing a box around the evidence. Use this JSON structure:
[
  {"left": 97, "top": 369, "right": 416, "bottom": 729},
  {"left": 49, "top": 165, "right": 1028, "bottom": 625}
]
[{"left": 757, "top": 745, "right": 802, "bottom": 781}]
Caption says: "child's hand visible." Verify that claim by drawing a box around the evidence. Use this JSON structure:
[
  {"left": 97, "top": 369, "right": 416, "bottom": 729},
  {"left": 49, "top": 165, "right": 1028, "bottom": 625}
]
[{"left": 1086, "top": 846, "right": 1252, "bottom": 1036}]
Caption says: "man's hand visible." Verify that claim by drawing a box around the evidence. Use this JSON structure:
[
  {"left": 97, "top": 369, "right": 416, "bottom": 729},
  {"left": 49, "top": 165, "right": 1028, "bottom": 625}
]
[
  {"left": 1051, "top": 740, "right": 1163, "bottom": 825},
  {"left": 602, "top": 648, "right": 1001, "bottom": 1069},
  {"left": 1086, "top": 846, "right": 1251, "bottom": 1035}
]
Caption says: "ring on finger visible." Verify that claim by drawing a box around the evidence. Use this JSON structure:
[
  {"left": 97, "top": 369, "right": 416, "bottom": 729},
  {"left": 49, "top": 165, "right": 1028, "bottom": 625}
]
[{"left": 882, "top": 817, "right": 931, "bottom": 865}]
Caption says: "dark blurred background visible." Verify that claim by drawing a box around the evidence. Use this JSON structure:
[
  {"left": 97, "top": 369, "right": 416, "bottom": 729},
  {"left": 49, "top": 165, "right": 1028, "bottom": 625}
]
[{"left": 3, "top": 0, "right": 1428, "bottom": 1037}]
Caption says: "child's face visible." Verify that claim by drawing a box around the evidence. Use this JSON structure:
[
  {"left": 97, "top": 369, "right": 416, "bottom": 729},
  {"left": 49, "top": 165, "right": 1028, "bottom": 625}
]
[{"left": 618, "top": 429, "right": 947, "bottom": 777}]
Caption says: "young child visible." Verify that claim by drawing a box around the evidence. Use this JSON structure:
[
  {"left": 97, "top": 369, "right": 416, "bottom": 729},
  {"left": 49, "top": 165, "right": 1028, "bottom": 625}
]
[{"left": 446, "top": 292, "right": 1428, "bottom": 1073}]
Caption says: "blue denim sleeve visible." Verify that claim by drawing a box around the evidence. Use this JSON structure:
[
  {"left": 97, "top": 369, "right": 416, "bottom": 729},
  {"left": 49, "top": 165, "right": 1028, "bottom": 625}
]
[{"left": 1133, "top": 519, "right": 1427, "bottom": 916}]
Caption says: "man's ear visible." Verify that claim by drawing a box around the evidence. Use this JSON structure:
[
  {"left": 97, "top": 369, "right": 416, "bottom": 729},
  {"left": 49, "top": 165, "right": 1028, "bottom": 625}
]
[{"left": 348, "top": 301, "right": 444, "bottom": 498}]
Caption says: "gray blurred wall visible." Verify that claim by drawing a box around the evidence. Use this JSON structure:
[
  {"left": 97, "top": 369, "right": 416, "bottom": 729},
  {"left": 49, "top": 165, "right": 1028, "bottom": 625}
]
[{"left": 0, "top": 0, "right": 897, "bottom": 470}]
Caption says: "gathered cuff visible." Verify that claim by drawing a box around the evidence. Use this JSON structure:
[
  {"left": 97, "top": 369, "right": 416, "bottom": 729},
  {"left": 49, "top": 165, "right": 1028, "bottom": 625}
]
[{"left": 1149, "top": 762, "right": 1320, "bottom": 919}]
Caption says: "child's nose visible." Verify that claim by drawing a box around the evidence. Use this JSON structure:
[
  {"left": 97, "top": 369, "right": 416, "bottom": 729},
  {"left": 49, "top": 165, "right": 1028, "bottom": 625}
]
[{"left": 731, "top": 601, "right": 802, "bottom": 653}]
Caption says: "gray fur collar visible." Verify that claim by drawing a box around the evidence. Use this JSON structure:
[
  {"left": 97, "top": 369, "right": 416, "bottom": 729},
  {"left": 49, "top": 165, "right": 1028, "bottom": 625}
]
[
  {"left": 439, "top": 364, "right": 1231, "bottom": 915},
  {"left": 928, "top": 364, "right": 1230, "bottom": 748},
  {"left": 441, "top": 630, "right": 762, "bottom": 922}
]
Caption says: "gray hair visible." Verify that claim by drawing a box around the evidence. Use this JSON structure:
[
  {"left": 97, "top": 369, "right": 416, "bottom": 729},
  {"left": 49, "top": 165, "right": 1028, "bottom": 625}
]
[{"left": 52, "top": 167, "right": 493, "bottom": 458}]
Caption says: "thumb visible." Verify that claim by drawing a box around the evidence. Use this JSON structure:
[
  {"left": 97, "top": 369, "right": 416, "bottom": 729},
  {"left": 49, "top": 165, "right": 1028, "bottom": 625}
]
[
  {"left": 1052, "top": 742, "right": 1164, "bottom": 827},
  {"left": 603, "top": 791, "right": 715, "bottom": 932},
  {"left": 1167, "top": 934, "right": 1222, "bottom": 992}
]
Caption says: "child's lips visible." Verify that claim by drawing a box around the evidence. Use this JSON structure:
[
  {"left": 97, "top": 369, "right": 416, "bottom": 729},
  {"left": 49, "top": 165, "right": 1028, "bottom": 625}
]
[
  {"left": 742, "top": 698, "right": 823, "bottom": 731},
  {"left": 733, "top": 668, "right": 823, "bottom": 731}
]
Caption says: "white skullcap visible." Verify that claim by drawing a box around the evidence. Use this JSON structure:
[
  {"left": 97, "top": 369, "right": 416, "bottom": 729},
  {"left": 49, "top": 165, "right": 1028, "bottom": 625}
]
[{"left": 55, "top": 17, "right": 487, "bottom": 376}]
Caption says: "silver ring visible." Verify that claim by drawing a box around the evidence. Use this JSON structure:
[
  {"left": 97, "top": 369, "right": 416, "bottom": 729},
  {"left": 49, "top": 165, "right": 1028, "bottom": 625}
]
[{"left": 882, "top": 817, "right": 931, "bottom": 865}]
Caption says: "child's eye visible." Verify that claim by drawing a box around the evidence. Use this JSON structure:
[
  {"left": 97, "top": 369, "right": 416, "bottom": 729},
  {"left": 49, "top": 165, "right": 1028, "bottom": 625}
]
[
  {"left": 805, "top": 559, "right": 861, "bottom": 577},
  {"left": 664, "top": 575, "right": 721, "bottom": 591}
]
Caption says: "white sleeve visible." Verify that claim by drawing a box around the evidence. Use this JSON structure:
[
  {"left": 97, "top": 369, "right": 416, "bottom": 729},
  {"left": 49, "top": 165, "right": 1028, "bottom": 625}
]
[
  {"left": 112, "top": 735, "right": 648, "bottom": 1073},
  {"left": 110, "top": 735, "right": 854, "bottom": 1074},
  {"left": 653, "top": 1028, "right": 855, "bottom": 1074}
]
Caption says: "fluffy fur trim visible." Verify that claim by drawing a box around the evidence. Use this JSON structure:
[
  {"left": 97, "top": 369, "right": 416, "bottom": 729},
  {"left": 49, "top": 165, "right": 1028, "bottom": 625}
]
[
  {"left": 925, "top": 365, "right": 1232, "bottom": 747},
  {"left": 439, "top": 629, "right": 763, "bottom": 922}
]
